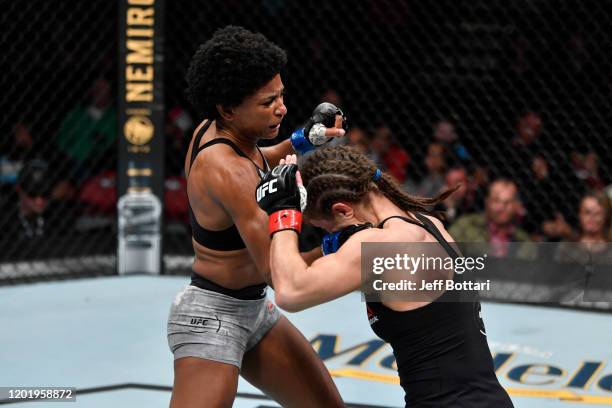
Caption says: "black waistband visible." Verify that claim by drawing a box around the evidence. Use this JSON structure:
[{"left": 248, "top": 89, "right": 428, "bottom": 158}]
[{"left": 190, "top": 272, "right": 268, "bottom": 300}]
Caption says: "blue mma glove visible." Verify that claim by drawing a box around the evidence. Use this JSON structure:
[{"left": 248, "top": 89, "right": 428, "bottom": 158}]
[{"left": 321, "top": 223, "right": 372, "bottom": 255}]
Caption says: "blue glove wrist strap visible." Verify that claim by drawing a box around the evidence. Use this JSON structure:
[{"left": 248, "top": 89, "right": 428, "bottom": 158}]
[
  {"left": 290, "top": 128, "right": 315, "bottom": 155},
  {"left": 322, "top": 231, "right": 342, "bottom": 256},
  {"left": 321, "top": 223, "right": 374, "bottom": 256}
]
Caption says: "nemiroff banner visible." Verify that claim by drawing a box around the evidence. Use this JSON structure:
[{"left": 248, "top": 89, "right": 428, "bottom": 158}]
[{"left": 117, "top": 0, "right": 164, "bottom": 274}]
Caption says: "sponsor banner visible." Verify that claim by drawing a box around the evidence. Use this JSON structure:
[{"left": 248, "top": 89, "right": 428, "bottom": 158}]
[
  {"left": 117, "top": 0, "right": 164, "bottom": 274},
  {"left": 311, "top": 333, "right": 612, "bottom": 405}
]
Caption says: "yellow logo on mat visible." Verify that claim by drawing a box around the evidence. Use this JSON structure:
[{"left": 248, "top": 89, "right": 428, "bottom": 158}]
[
  {"left": 329, "top": 368, "right": 612, "bottom": 405},
  {"left": 312, "top": 334, "right": 612, "bottom": 406}
]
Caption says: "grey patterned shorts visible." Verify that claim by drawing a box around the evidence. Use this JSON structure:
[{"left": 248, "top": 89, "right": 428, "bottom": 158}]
[{"left": 167, "top": 285, "right": 281, "bottom": 369}]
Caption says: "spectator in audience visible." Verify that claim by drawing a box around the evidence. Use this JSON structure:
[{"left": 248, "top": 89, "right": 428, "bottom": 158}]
[
  {"left": 344, "top": 126, "right": 369, "bottom": 153},
  {"left": 556, "top": 190, "right": 612, "bottom": 264},
  {"left": 0, "top": 120, "right": 36, "bottom": 202},
  {"left": 606, "top": 183, "right": 612, "bottom": 208},
  {"left": 576, "top": 191, "right": 612, "bottom": 242},
  {"left": 432, "top": 119, "right": 471, "bottom": 167},
  {"left": 449, "top": 179, "right": 531, "bottom": 257},
  {"left": 502, "top": 111, "right": 544, "bottom": 177},
  {"left": 368, "top": 125, "right": 410, "bottom": 183},
  {"left": 522, "top": 155, "right": 572, "bottom": 241},
  {"left": 2, "top": 160, "right": 71, "bottom": 243},
  {"left": 513, "top": 111, "right": 542, "bottom": 150},
  {"left": 165, "top": 104, "right": 194, "bottom": 176},
  {"left": 469, "top": 165, "right": 490, "bottom": 212},
  {"left": 54, "top": 77, "right": 117, "bottom": 184},
  {"left": 489, "top": 111, "right": 544, "bottom": 181},
  {"left": 571, "top": 150, "right": 606, "bottom": 191},
  {"left": 367, "top": 125, "right": 388, "bottom": 168},
  {"left": 414, "top": 142, "right": 446, "bottom": 197},
  {"left": 435, "top": 167, "right": 476, "bottom": 226}
]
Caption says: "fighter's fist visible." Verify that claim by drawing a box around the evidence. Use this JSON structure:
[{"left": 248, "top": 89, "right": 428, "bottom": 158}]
[
  {"left": 256, "top": 163, "right": 306, "bottom": 236},
  {"left": 290, "top": 103, "right": 348, "bottom": 155}
]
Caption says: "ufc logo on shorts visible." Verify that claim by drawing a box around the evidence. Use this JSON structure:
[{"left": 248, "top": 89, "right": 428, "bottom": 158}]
[{"left": 257, "top": 179, "right": 277, "bottom": 201}]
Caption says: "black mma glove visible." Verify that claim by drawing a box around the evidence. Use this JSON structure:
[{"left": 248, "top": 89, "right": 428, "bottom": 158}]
[
  {"left": 256, "top": 164, "right": 307, "bottom": 236},
  {"left": 290, "top": 102, "right": 348, "bottom": 155}
]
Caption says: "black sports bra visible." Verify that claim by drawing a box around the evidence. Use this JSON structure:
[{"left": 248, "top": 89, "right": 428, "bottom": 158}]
[
  {"left": 187, "top": 120, "right": 270, "bottom": 251},
  {"left": 377, "top": 213, "right": 459, "bottom": 258}
]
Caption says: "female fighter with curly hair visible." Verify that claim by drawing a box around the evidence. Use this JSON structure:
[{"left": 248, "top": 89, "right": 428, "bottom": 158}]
[{"left": 167, "top": 26, "right": 345, "bottom": 407}]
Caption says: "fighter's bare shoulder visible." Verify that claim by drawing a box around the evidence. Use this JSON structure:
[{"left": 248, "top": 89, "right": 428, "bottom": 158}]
[{"left": 191, "top": 143, "right": 260, "bottom": 195}]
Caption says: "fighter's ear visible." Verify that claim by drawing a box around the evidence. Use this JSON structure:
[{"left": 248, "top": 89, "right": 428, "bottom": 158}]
[
  {"left": 331, "top": 202, "right": 354, "bottom": 219},
  {"left": 216, "top": 104, "right": 234, "bottom": 121}
]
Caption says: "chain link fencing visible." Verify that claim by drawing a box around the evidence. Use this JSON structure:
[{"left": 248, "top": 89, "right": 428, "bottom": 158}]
[
  {"left": 2, "top": 1, "right": 611, "bottom": 309},
  {"left": 166, "top": 0, "right": 611, "bottom": 239},
  {"left": 1, "top": 0, "right": 119, "bottom": 283}
]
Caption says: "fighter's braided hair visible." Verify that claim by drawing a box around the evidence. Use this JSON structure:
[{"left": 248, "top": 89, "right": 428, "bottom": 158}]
[{"left": 301, "top": 146, "right": 456, "bottom": 220}]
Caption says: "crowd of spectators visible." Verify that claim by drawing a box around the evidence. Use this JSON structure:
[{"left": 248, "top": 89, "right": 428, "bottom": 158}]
[
  {"left": 323, "top": 93, "right": 611, "bottom": 263},
  {"left": 0, "top": 77, "right": 194, "bottom": 259},
  {"left": 1, "top": 80, "right": 610, "bottom": 265},
  {"left": 363, "top": 101, "right": 610, "bottom": 265}
]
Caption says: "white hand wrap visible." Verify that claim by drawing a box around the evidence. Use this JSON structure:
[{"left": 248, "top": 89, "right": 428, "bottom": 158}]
[
  {"left": 298, "top": 184, "right": 307, "bottom": 212},
  {"left": 308, "top": 123, "right": 331, "bottom": 146}
]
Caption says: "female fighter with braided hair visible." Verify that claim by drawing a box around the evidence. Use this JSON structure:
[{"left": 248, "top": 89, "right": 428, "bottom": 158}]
[
  {"left": 256, "top": 146, "right": 514, "bottom": 407},
  {"left": 167, "top": 26, "right": 346, "bottom": 407}
]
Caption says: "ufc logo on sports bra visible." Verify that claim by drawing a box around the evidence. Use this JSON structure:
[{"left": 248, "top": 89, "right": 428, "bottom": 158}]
[{"left": 256, "top": 179, "right": 277, "bottom": 201}]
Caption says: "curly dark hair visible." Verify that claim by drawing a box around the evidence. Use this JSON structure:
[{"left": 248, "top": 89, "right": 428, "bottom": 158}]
[
  {"left": 301, "top": 146, "right": 457, "bottom": 220},
  {"left": 185, "top": 26, "right": 287, "bottom": 118}
]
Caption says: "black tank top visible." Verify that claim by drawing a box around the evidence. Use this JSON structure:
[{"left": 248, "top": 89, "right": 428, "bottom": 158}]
[
  {"left": 367, "top": 213, "right": 514, "bottom": 408},
  {"left": 187, "top": 120, "right": 269, "bottom": 251}
]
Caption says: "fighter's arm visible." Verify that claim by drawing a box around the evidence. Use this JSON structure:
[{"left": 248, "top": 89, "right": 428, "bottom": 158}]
[
  {"left": 260, "top": 139, "right": 298, "bottom": 167},
  {"left": 270, "top": 229, "right": 374, "bottom": 312},
  {"left": 260, "top": 108, "right": 346, "bottom": 166},
  {"left": 203, "top": 152, "right": 320, "bottom": 283},
  {"left": 301, "top": 246, "right": 323, "bottom": 265}
]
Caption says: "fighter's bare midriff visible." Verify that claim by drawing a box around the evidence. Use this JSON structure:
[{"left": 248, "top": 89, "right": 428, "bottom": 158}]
[{"left": 192, "top": 241, "right": 265, "bottom": 289}]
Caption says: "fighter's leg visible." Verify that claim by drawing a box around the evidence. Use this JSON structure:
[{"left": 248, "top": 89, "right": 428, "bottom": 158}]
[
  {"left": 241, "top": 315, "right": 344, "bottom": 407},
  {"left": 170, "top": 357, "right": 239, "bottom": 408}
]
